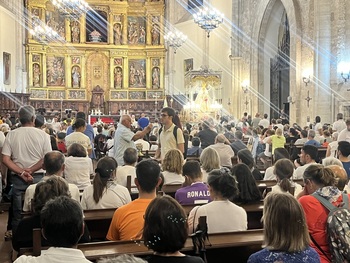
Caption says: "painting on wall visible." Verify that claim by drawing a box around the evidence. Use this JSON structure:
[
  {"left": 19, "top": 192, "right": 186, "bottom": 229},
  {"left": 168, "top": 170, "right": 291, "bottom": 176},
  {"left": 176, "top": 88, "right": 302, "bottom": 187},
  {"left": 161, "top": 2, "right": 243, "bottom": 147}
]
[
  {"left": 3, "top": 52, "right": 10, "bottom": 85},
  {"left": 129, "top": 59, "right": 146, "bottom": 88},
  {"left": 127, "top": 16, "right": 146, "bottom": 45},
  {"left": 111, "top": 90, "right": 127, "bottom": 100},
  {"left": 45, "top": 10, "right": 65, "bottom": 40},
  {"left": 184, "top": 58, "right": 193, "bottom": 73},
  {"left": 47, "top": 57, "right": 65, "bottom": 86},
  {"left": 30, "top": 89, "right": 47, "bottom": 99}
]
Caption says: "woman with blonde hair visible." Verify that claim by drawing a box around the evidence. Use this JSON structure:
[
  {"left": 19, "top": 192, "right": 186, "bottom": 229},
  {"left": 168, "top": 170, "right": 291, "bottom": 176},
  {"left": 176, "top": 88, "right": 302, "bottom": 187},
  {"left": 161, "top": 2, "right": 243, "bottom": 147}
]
[
  {"left": 81, "top": 156, "right": 131, "bottom": 209},
  {"left": 298, "top": 164, "right": 350, "bottom": 262},
  {"left": 162, "top": 149, "right": 185, "bottom": 185},
  {"left": 248, "top": 192, "right": 319, "bottom": 262},
  {"left": 199, "top": 147, "right": 220, "bottom": 182},
  {"left": 267, "top": 128, "right": 286, "bottom": 155}
]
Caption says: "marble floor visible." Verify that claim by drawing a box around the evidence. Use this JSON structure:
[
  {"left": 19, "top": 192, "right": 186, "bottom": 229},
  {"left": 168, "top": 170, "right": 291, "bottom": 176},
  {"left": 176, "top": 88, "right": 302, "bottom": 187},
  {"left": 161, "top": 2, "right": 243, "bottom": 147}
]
[{"left": 0, "top": 203, "right": 13, "bottom": 263}]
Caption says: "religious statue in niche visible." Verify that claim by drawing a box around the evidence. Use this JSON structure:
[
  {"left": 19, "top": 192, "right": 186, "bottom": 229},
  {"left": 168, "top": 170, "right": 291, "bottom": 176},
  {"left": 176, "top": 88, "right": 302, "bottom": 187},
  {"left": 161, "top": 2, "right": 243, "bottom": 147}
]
[
  {"left": 113, "top": 23, "right": 122, "bottom": 45},
  {"left": 91, "top": 85, "right": 104, "bottom": 110},
  {"left": 114, "top": 66, "right": 123, "bottom": 88},
  {"left": 71, "top": 20, "right": 80, "bottom": 43},
  {"left": 47, "top": 57, "right": 65, "bottom": 86},
  {"left": 151, "top": 16, "right": 160, "bottom": 45},
  {"left": 31, "top": 8, "right": 40, "bottom": 28},
  {"left": 72, "top": 66, "right": 81, "bottom": 88},
  {"left": 33, "top": 63, "right": 41, "bottom": 87},
  {"left": 127, "top": 17, "right": 146, "bottom": 45},
  {"left": 129, "top": 59, "right": 146, "bottom": 88},
  {"left": 152, "top": 67, "right": 160, "bottom": 89}
]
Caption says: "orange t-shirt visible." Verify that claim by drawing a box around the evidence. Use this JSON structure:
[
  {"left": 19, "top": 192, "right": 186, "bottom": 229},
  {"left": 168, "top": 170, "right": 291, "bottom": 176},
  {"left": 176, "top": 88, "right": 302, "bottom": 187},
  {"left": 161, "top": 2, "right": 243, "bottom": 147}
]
[{"left": 106, "top": 198, "right": 152, "bottom": 241}]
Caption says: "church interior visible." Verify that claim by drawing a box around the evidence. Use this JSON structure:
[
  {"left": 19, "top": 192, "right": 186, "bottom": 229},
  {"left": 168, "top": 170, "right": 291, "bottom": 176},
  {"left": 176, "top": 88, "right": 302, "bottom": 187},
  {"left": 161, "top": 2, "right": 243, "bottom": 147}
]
[{"left": 0, "top": 0, "right": 348, "bottom": 126}]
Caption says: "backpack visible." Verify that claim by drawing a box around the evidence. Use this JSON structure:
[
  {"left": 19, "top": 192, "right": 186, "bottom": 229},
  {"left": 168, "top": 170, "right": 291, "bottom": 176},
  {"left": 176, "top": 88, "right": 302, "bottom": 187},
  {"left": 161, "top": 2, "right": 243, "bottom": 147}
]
[
  {"left": 312, "top": 192, "right": 350, "bottom": 262},
  {"left": 159, "top": 125, "right": 179, "bottom": 142}
]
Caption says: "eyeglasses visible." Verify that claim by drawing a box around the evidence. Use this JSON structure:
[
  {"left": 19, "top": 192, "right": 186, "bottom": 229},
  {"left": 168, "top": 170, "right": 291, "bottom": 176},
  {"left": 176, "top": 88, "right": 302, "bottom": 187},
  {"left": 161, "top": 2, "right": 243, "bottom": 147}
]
[{"left": 160, "top": 113, "right": 169, "bottom": 117}]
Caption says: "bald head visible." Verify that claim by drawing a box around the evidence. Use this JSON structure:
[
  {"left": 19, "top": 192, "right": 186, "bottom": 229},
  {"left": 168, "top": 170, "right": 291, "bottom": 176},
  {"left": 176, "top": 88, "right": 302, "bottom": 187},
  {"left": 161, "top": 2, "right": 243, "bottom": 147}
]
[
  {"left": 121, "top": 115, "right": 132, "bottom": 128},
  {"left": 215, "top": 134, "right": 226, "bottom": 144},
  {"left": 328, "top": 165, "right": 348, "bottom": 191}
]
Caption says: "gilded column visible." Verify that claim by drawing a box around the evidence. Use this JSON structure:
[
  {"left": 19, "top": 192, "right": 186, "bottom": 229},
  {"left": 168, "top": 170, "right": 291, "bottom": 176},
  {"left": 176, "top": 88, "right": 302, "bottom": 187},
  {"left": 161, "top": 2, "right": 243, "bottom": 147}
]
[
  {"left": 42, "top": 54, "right": 47, "bottom": 87},
  {"left": 81, "top": 55, "right": 86, "bottom": 89},
  {"left": 108, "top": 12, "right": 114, "bottom": 44},
  {"left": 110, "top": 57, "right": 114, "bottom": 89},
  {"left": 66, "top": 19, "right": 72, "bottom": 43},
  {"left": 66, "top": 54, "right": 72, "bottom": 87},
  {"left": 80, "top": 15, "right": 86, "bottom": 43},
  {"left": 122, "top": 14, "right": 127, "bottom": 45}
]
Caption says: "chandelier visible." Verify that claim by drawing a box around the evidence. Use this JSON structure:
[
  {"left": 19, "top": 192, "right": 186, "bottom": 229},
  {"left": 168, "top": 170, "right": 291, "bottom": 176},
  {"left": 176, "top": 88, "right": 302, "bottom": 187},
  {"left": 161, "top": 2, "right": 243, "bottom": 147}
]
[
  {"left": 51, "top": 0, "right": 89, "bottom": 18},
  {"left": 29, "top": 25, "right": 60, "bottom": 44},
  {"left": 193, "top": 7, "right": 224, "bottom": 37},
  {"left": 164, "top": 30, "right": 187, "bottom": 54}
]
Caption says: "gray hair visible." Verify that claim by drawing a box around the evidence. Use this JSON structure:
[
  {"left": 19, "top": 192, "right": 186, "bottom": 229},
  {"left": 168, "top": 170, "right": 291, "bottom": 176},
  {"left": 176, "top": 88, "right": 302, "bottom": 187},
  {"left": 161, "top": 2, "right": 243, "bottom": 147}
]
[
  {"left": 322, "top": 157, "right": 342, "bottom": 167},
  {"left": 19, "top": 105, "right": 35, "bottom": 125},
  {"left": 308, "top": 129, "right": 316, "bottom": 138},
  {"left": 98, "top": 255, "right": 147, "bottom": 263}
]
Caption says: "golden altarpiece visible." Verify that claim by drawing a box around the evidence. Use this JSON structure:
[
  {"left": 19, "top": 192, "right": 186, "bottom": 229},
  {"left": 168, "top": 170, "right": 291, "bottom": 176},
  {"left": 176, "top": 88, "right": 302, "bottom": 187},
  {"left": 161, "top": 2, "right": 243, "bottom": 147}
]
[{"left": 26, "top": 0, "right": 166, "bottom": 118}]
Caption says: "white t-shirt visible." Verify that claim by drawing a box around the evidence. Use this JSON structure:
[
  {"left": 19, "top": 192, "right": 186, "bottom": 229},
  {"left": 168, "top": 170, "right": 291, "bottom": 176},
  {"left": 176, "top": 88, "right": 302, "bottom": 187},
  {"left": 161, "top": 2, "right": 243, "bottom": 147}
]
[
  {"left": 293, "top": 162, "right": 316, "bottom": 180},
  {"left": 188, "top": 200, "right": 247, "bottom": 234},
  {"left": 208, "top": 143, "right": 235, "bottom": 168},
  {"left": 2, "top": 127, "right": 52, "bottom": 174},
  {"left": 135, "top": 139, "right": 150, "bottom": 151},
  {"left": 162, "top": 171, "right": 185, "bottom": 185},
  {"left": 270, "top": 182, "right": 303, "bottom": 197},
  {"left": 65, "top": 132, "right": 92, "bottom": 154},
  {"left": 116, "top": 165, "right": 136, "bottom": 188},
  {"left": 258, "top": 119, "right": 270, "bottom": 128},
  {"left": 0, "top": 131, "right": 5, "bottom": 148},
  {"left": 263, "top": 137, "right": 271, "bottom": 157},
  {"left": 263, "top": 166, "right": 276, "bottom": 181},
  {"left": 338, "top": 129, "right": 350, "bottom": 143},
  {"left": 14, "top": 247, "right": 92, "bottom": 263},
  {"left": 81, "top": 181, "right": 131, "bottom": 210},
  {"left": 64, "top": 156, "right": 93, "bottom": 190},
  {"left": 333, "top": 120, "right": 346, "bottom": 132},
  {"left": 23, "top": 176, "right": 80, "bottom": 212}
]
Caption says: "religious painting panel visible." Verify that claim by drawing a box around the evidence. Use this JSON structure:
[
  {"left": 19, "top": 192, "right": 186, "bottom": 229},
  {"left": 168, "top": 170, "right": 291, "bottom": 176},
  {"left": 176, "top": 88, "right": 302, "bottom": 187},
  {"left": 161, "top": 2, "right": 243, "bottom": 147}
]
[
  {"left": 45, "top": 10, "right": 65, "bottom": 40},
  {"left": 152, "top": 58, "right": 160, "bottom": 67},
  {"left": 150, "top": 16, "right": 160, "bottom": 45},
  {"left": 129, "top": 91, "right": 146, "bottom": 100},
  {"left": 30, "top": 89, "right": 47, "bottom": 99},
  {"left": 3, "top": 52, "right": 10, "bottom": 85},
  {"left": 127, "top": 17, "right": 146, "bottom": 45},
  {"left": 33, "top": 63, "right": 41, "bottom": 87},
  {"left": 128, "top": 0, "right": 145, "bottom": 2},
  {"left": 32, "top": 54, "right": 40, "bottom": 63},
  {"left": 128, "top": 59, "right": 146, "bottom": 88},
  {"left": 48, "top": 90, "right": 65, "bottom": 99},
  {"left": 31, "top": 8, "right": 40, "bottom": 28},
  {"left": 46, "top": 56, "right": 65, "bottom": 86},
  {"left": 147, "top": 91, "right": 163, "bottom": 99},
  {"left": 68, "top": 90, "right": 86, "bottom": 100},
  {"left": 111, "top": 90, "right": 127, "bottom": 100},
  {"left": 114, "top": 66, "right": 123, "bottom": 88},
  {"left": 184, "top": 58, "right": 193, "bottom": 72},
  {"left": 114, "top": 58, "right": 123, "bottom": 66},
  {"left": 72, "top": 66, "right": 81, "bottom": 88},
  {"left": 72, "top": 56, "right": 80, "bottom": 65}
]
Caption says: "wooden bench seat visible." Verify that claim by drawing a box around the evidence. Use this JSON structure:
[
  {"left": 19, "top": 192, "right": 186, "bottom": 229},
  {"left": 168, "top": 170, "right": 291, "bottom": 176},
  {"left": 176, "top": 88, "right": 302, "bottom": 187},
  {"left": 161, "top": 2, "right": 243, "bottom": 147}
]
[{"left": 21, "top": 229, "right": 264, "bottom": 262}]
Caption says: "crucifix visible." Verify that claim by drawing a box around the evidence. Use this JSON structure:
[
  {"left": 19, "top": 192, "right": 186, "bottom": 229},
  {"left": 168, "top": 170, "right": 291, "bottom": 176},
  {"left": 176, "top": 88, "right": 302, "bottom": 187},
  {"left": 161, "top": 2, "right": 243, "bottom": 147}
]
[
  {"left": 244, "top": 96, "right": 249, "bottom": 110},
  {"left": 305, "top": 90, "right": 312, "bottom": 107}
]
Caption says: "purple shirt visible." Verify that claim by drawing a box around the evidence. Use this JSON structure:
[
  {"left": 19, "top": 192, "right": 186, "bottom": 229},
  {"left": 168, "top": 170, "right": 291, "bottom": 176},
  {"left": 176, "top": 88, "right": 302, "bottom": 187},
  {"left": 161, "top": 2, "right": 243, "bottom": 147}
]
[{"left": 175, "top": 182, "right": 211, "bottom": 205}]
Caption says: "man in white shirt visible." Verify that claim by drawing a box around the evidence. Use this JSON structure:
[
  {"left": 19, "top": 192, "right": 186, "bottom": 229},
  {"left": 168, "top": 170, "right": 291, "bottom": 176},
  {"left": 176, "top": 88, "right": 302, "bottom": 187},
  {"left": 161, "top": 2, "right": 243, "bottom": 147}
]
[
  {"left": 14, "top": 196, "right": 92, "bottom": 263},
  {"left": 116, "top": 148, "right": 138, "bottom": 188},
  {"left": 113, "top": 115, "right": 152, "bottom": 166},
  {"left": 23, "top": 151, "right": 80, "bottom": 212},
  {"left": 2, "top": 105, "right": 52, "bottom": 232},
  {"left": 333, "top": 113, "right": 346, "bottom": 132},
  {"left": 258, "top": 113, "right": 270, "bottom": 128},
  {"left": 208, "top": 134, "right": 235, "bottom": 168},
  {"left": 293, "top": 145, "right": 318, "bottom": 179},
  {"left": 337, "top": 118, "right": 350, "bottom": 143}
]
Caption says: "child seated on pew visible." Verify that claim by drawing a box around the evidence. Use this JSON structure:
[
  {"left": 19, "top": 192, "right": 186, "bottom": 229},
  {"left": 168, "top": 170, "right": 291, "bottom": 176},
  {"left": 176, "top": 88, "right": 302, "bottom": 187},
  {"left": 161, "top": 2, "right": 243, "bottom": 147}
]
[
  {"left": 175, "top": 161, "right": 211, "bottom": 205},
  {"left": 143, "top": 195, "right": 204, "bottom": 263},
  {"left": 188, "top": 168, "right": 247, "bottom": 234},
  {"left": 248, "top": 192, "right": 320, "bottom": 263}
]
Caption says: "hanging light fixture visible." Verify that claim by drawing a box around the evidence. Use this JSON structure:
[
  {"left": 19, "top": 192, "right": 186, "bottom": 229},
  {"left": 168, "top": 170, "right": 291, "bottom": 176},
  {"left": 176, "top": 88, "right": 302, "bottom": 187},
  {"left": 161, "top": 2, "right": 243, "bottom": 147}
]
[
  {"left": 29, "top": 24, "right": 60, "bottom": 44},
  {"left": 193, "top": 7, "right": 224, "bottom": 37},
  {"left": 164, "top": 30, "right": 187, "bottom": 54},
  {"left": 51, "top": 0, "right": 89, "bottom": 18}
]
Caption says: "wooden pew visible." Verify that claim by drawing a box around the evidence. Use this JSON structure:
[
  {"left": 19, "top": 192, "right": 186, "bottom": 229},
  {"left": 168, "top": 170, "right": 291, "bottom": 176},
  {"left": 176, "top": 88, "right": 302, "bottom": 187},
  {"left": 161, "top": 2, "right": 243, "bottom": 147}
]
[
  {"left": 161, "top": 184, "right": 182, "bottom": 198},
  {"left": 83, "top": 208, "right": 116, "bottom": 241},
  {"left": 256, "top": 179, "right": 304, "bottom": 194},
  {"left": 20, "top": 229, "right": 263, "bottom": 262}
]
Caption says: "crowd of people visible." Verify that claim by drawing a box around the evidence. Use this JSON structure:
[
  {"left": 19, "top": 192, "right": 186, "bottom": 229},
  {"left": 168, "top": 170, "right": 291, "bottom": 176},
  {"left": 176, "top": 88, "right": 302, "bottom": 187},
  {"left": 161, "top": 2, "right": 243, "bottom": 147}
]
[{"left": 1, "top": 106, "right": 350, "bottom": 262}]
